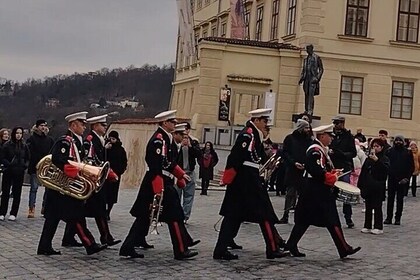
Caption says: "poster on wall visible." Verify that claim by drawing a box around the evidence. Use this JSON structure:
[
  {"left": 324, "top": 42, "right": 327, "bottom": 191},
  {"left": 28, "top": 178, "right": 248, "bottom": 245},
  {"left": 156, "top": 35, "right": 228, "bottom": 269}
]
[
  {"left": 264, "top": 91, "right": 276, "bottom": 125},
  {"left": 218, "top": 87, "right": 231, "bottom": 121}
]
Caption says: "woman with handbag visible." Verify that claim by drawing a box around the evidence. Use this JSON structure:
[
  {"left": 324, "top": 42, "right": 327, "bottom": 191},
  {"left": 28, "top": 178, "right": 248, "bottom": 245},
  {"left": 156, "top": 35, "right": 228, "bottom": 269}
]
[{"left": 358, "top": 138, "right": 390, "bottom": 235}]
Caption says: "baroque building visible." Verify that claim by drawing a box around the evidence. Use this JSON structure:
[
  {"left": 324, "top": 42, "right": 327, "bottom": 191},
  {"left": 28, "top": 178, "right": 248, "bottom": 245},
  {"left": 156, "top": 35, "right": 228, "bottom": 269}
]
[{"left": 171, "top": 0, "right": 420, "bottom": 144}]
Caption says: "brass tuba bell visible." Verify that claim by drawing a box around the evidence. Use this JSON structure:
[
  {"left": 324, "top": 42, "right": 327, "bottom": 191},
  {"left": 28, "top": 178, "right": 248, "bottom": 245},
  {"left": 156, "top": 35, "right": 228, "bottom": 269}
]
[{"left": 36, "top": 155, "right": 110, "bottom": 200}]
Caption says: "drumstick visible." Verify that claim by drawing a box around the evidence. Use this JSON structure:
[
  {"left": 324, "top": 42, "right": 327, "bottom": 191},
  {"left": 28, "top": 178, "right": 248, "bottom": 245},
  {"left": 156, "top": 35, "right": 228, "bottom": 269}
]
[{"left": 337, "top": 170, "right": 352, "bottom": 178}]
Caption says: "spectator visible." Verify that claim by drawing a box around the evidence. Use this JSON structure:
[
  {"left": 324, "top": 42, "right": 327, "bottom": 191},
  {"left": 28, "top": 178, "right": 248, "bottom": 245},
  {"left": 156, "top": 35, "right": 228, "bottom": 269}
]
[
  {"left": 409, "top": 141, "right": 420, "bottom": 197},
  {"left": 0, "top": 128, "right": 10, "bottom": 197},
  {"left": 26, "top": 120, "right": 54, "bottom": 218},
  {"left": 198, "top": 141, "right": 219, "bottom": 195},
  {"left": 384, "top": 135, "right": 414, "bottom": 225},
  {"left": 105, "top": 130, "right": 128, "bottom": 220},
  {"left": 378, "top": 130, "right": 391, "bottom": 151},
  {"left": 354, "top": 128, "right": 367, "bottom": 143},
  {"left": 350, "top": 139, "right": 367, "bottom": 186},
  {"left": 358, "top": 138, "right": 390, "bottom": 235},
  {"left": 0, "top": 127, "right": 30, "bottom": 221}
]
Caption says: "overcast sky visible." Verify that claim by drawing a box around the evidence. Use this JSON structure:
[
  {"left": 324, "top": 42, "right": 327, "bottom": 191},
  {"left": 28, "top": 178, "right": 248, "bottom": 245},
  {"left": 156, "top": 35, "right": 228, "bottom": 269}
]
[{"left": 0, "top": 0, "right": 178, "bottom": 82}]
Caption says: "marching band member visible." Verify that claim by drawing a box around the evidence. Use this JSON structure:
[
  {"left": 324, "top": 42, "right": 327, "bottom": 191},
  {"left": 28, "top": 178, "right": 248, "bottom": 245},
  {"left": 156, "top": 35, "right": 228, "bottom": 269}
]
[
  {"left": 37, "top": 112, "right": 107, "bottom": 255},
  {"left": 119, "top": 110, "right": 199, "bottom": 260},
  {"left": 286, "top": 124, "right": 361, "bottom": 259},
  {"left": 83, "top": 114, "right": 120, "bottom": 246},
  {"left": 213, "top": 108, "right": 288, "bottom": 260}
]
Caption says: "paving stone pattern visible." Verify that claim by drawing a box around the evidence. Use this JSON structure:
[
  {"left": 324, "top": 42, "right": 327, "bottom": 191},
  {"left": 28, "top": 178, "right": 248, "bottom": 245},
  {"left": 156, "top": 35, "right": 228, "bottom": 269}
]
[{"left": 0, "top": 187, "right": 419, "bottom": 279}]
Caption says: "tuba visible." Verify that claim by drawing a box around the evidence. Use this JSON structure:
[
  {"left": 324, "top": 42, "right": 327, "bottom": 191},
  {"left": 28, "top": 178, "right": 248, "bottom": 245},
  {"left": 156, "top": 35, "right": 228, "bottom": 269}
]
[
  {"left": 36, "top": 155, "right": 110, "bottom": 200},
  {"left": 149, "top": 190, "right": 164, "bottom": 235}
]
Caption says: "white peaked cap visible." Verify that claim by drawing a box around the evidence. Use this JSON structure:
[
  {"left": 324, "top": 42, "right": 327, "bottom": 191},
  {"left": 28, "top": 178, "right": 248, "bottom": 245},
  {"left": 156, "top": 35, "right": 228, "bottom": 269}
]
[
  {"left": 174, "top": 123, "right": 187, "bottom": 133},
  {"left": 65, "top": 111, "right": 88, "bottom": 123},
  {"left": 86, "top": 114, "right": 108, "bottom": 124},
  {"left": 249, "top": 108, "right": 272, "bottom": 118},
  {"left": 154, "top": 110, "right": 177, "bottom": 122},
  {"left": 312, "top": 124, "right": 335, "bottom": 135}
]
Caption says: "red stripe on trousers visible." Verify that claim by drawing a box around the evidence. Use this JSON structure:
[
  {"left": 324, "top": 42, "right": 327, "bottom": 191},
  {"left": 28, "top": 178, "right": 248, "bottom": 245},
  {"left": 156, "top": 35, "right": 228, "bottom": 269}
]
[
  {"left": 173, "top": 221, "right": 185, "bottom": 253},
  {"left": 264, "top": 221, "right": 277, "bottom": 252},
  {"left": 75, "top": 222, "right": 92, "bottom": 247},
  {"left": 334, "top": 226, "right": 350, "bottom": 251}
]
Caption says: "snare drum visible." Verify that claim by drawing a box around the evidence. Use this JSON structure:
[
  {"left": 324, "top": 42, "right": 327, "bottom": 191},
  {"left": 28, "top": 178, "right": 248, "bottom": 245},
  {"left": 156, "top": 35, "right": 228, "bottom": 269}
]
[{"left": 334, "top": 181, "right": 361, "bottom": 205}]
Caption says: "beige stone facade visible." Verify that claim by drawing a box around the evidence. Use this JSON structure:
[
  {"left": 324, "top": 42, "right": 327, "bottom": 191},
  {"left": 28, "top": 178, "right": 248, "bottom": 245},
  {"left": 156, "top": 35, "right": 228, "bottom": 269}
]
[{"left": 172, "top": 0, "right": 420, "bottom": 143}]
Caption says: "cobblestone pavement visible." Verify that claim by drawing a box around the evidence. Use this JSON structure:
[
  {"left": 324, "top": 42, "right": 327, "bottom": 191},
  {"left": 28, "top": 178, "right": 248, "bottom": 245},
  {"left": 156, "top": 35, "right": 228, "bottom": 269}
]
[{"left": 1, "top": 187, "right": 420, "bottom": 279}]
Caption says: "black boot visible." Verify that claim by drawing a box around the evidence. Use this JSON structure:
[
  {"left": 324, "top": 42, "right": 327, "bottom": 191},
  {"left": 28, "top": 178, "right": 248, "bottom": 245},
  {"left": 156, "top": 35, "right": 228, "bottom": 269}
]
[
  {"left": 394, "top": 217, "right": 401, "bottom": 225},
  {"left": 136, "top": 239, "right": 154, "bottom": 249},
  {"left": 266, "top": 250, "right": 289, "bottom": 259},
  {"left": 119, "top": 248, "right": 144, "bottom": 258},
  {"left": 287, "top": 246, "right": 306, "bottom": 257},
  {"left": 174, "top": 249, "right": 198, "bottom": 260},
  {"left": 100, "top": 236, "right": 122, "bottom": 247},
  {"left": 86, "top": 243, "right": 107, "bottom": 255},
  {"left": 61, "top": 239, "right": 83, "bottom": 247},
  {"left": 384, "top": 218, "right": 392, "bottom": 224},
  {"left": 340, "top": 246, "right": 361, "bottom": 259},
  {"left": 37, "top": 248, "right": 61, "bottom": 255},
  {"left": 213, "top": 250, "right": 238, "bottom": 260},
  {"left": 227, "top": 241, "right": 243, "bottom": 250}
]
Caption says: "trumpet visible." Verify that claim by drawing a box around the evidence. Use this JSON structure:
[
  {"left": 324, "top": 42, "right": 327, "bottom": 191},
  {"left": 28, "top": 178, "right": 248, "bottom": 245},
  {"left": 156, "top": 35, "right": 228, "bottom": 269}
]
[
  {"left": 149, "top": 190, "right": 164, "bottom": 235},
  {"left": 259, "top": 154, "right": 281, "bottom": 182}
]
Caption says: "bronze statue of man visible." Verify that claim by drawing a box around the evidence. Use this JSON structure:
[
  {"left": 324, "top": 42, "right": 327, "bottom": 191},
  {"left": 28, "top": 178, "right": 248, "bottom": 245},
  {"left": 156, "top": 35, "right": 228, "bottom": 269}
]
[{"left": 298, "top": 44, "right": 324, "bottom": 116}]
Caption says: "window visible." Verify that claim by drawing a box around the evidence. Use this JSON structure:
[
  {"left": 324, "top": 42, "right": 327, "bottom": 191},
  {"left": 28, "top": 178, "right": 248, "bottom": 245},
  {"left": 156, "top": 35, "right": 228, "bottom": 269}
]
[
  {"left": 287, "top": 0, "right": 297, "bottom": 36},
  {"left": 270, "top": 0, "right": 280, "bottom": 40},
  {"left": 397, "top": 0, "right": 420, "bottom": 43},
  {"left": 220, "top": 21, "right": 227, "bottom": 37},
  {"left": 345, "top": 0, "right": 370, "bottom": 37},
  {"left": 391, "top": 81, "right": 414, "bottom": 119},
  {"left": 203, "top": 28, "right": 208, "bottom": 38},
  {"left": 339, "top": 76, "right": 363, "bottom": 115},
  {"left": 244, "top": 7, "right": 251, "bottom": 39},
  {"left": 211, "top": 21, "right": 218, "bottom": 36},
  {"left": 255, "top": 6, "right": 264, "bottom": 41}
]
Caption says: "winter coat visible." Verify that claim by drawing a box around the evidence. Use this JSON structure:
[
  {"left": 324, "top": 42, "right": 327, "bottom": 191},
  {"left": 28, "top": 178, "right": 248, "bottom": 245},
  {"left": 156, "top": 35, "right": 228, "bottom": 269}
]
[
  {"left": 27, "top": 128, "right": 54, "bottom": 174},
  {"left": 198, "top": 149, "right": 219, "bottom": 180},
  {"left": 358, "top": 151, "right": 390, "bottom": 201},
  {"left": 105, "top": 140, "right": 127, "bottom": 176},
  {"left": 330, "top": 128, "right": 357, "bottom": 172},
  {"left": 1, "top": 140, "right": 30, "bottom": 173}
]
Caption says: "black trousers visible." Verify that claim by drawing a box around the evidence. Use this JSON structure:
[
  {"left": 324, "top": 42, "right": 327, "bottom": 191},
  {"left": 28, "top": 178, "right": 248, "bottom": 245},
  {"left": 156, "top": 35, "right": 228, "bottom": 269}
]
[
  {"left": 364, "top": 197, "right": 383, "bottom": 230},
  {"left": 283, "top": 184, "right": 298, "bottom": 218},
  {"left": 386, "top": 178, "right": 406, "bottom": 220},
  {"left": 213, "top": 217, "right": 279, "bottom": 255},
  {"left": 201, "top": 179, "right": 210, "bottom": 194},
  {"left": 286, "top": 223, "right": 350, "bottom": 257},
  {"left": 411, "top": 175, "right": 417, "bottom": 196},
  {"left": 120, "top": 217, "right": 192, "bottom": 256},
  {"left": 0, "top": 171, "right": 24, "bottom": 216},
  {"left": 38, "top": 217, "right": 95, "bottom": 251}
]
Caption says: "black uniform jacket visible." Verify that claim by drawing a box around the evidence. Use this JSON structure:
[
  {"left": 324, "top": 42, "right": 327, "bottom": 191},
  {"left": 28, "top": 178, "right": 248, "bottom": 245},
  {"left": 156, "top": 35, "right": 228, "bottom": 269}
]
[
  {"left": 83, "top": 131, "right": 107, "bottom": 217},
  {"left": 219, "top": 121, "right": 279, "bottom": 224},
  {"left": 295, "top": 140, "right": 341, "bottom": 227},
  {"left": 130, "top": 127, "right": 184, "bottom": 222},
  {"left": 44, "top": 130, "right": 86, "bottom": 221}
]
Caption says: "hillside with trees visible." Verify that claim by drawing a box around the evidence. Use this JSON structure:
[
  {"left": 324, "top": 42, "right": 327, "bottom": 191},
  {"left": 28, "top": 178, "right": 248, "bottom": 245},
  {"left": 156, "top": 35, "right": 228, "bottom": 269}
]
[{"left": 0, "top": 64, "right": 174, "bottom": 138}]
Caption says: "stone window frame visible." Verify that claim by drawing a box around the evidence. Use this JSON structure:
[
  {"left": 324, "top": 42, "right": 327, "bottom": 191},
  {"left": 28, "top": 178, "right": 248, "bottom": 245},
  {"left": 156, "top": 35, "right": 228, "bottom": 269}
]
[
  {"left": 255, "top": 5, "right": 264, "bottom": 41},
  {"left": 396, "top": 0, "right": 420, "bottom": 43},
  {"left": 286, "top": 0, "right": 297, "bottom": 36},
  {"left": 344, "top": 0, "right": 370, "bottom": 37},
  {"left": 339, "top": 76, "right": 364, "bottom": 115},
  {"left": 244, "top": 5, "right": 252, "bottom": 40},
  {"left": 270, "top": 0, "right": 280, "bottom": 40},
  {"left": 390, "top": 80, "right": 414, "bottom": 120}
]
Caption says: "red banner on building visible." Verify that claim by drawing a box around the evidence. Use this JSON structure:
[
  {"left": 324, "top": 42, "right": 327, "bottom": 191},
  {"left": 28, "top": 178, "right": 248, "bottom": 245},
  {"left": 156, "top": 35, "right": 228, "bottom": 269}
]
[{"left": 230, "top": 0, "right": 246, "bottom": 39}]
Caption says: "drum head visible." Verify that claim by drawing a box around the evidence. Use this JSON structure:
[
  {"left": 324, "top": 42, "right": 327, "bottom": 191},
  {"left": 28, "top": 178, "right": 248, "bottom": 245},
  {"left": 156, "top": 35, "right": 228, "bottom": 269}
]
[{"left": 335, "top": 181, "right": 361, "bottom": 194}]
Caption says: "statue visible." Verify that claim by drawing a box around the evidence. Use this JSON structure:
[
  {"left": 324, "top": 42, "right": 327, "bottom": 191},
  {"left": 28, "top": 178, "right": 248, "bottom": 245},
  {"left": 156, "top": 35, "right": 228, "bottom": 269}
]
[{"left": 298, "top": 44, "right": 324, "bottom": 116}]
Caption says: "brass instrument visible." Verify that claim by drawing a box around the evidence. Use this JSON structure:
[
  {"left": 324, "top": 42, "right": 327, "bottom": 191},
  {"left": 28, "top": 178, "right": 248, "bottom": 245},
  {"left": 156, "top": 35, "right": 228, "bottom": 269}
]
[
  {"left": 36, "top": 155, "right": 110, "bottom": 200},
  {"left": 149, "top": 190, "right": 164, "bottom": 235},
  {"left": 259, "top": 154, "right": 281, "bottom": 182}
]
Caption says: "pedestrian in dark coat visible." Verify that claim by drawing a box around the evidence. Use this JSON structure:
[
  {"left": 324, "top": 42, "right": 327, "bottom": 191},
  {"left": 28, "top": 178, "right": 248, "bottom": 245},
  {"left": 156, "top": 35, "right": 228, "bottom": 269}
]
[
  {"left": 0, "top": 127, "right": 29, "bottom": 221},
  {"left": 384, "top": 135, "right": 414, "bottom": 225},
  {"left": 119, "top": 110, "right": 198, "bottom": 260},
  {"left": 198, "top": 141, "right": 218, "bottom": 195},
  {"left": 104, "top": 130, "right": 127, "bottom": 218},
  {"left": 358, "top": 138, "right": 390, "bottom": 234},
  {"left": 286, "top": 124, "right": 361, "bottom": 259},
  {"left": 213, "top": 108, "right": 287, "bottom": 261}
]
